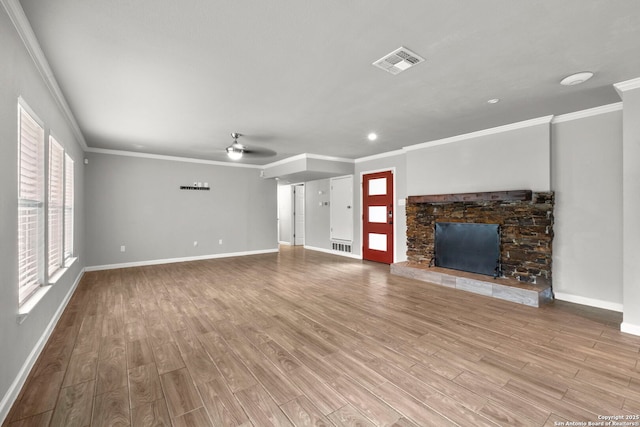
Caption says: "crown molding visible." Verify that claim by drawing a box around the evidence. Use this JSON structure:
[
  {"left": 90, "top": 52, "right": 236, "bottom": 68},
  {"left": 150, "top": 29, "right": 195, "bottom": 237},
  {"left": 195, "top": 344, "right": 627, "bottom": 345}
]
[
  {"left": 262, "top": 153, "right": 308, "bottom": 168},
  {"left": 85, "top": 147, "right": 262, "bottom": 168},
  {"left": 305, "top": 153, "right": 354, "bottom": 163},
  {"left": 262, "top": 153, "right": 354, "bottom": 169},
  {"left": 358, "top": 103, "right": 623, "bottom": 161},
  {"left": 355, "top": 149, "right": 405, "bottom": 164},
  {"left": 403, "top": 115, "right": 554, "bottom": 152},
  {"left": 552, "top": 102, "right": 623, "bottom": 124},
  {"left": 614, "top": 77, "right": 640, "bottom": 97},
  {"left": 86, "top": 148, "right": 355, "bottom": 170},
  {"left": 1, "top": 0, "right": 88, "bottom": 150}
]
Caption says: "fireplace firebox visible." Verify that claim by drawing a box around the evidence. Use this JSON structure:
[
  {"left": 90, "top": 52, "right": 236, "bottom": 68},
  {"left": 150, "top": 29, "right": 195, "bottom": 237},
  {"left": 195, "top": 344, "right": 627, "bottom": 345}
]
[{"left": 434, "top": 222, "right": 501, "bottom": 277}]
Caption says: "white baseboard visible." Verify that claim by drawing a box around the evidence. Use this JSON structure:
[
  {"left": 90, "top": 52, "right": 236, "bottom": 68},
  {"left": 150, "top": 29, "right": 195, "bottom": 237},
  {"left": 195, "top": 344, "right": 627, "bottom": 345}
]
[
  {"left": 0, "top": 268, "right": 84, "bottom": 424},
  {"left": 303, "top": 245, "right": 363, "bottom": 260},
  {"left": 278, "top": 241, "right": 292, "bottom": 245},
  {"left": 621, "top": 322, "right": 640, "bottom": 337},
  {"left": 85, "top": 248, "right": 280, "bottom": 271},
  {"left": 553, "top": 292, "right": 623, "bottom": 312}
]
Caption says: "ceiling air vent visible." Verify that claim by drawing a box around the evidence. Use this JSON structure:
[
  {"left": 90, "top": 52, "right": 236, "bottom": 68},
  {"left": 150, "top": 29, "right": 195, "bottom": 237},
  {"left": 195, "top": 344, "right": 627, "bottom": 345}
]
[{"left": 372, "top": 46, "right": 425, "bottom": 75}]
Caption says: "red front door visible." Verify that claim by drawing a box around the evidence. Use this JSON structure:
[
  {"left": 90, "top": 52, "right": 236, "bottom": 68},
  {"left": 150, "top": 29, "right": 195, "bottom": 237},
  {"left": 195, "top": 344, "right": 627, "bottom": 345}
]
[{"left": 363, "top": 170, "right": 394, "bottom": 264}]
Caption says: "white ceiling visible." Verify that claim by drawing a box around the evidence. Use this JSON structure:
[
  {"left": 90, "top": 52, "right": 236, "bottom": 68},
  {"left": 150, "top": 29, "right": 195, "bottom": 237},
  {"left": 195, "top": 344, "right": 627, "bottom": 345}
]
[{"left": 17, "top": 0, "right": 640, "bottom": 165}]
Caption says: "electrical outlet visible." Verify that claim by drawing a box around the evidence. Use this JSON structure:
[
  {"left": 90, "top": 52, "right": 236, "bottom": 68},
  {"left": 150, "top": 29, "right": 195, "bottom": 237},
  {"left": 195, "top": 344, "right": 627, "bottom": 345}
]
[
  {"left": 193, "top": 241, "right": 198, "bottom": 247},
  {"left": 120, "top": 245, "right": 125, "bottom": 252},
  {"left": 218, "top": 239, "right": 223, "bottom": 245}
]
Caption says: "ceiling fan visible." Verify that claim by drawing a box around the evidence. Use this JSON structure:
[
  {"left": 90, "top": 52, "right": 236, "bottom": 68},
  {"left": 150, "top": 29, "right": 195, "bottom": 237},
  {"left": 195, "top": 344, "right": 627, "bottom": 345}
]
[{"left": 225, "top": 132, "right": 276, "bottom": 160}]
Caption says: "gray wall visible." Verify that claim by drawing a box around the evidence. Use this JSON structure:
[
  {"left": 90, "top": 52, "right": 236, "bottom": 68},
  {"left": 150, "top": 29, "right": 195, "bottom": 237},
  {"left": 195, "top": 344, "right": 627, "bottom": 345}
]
[
  {"left": 262, "top": 157, "right": 307, "bottom": 179},
  {"left": 406, "top": 122, "right": 551, "bottom": 195},
  {"left": 0, "top": 6, "right": 85, "bottom": 420},
  {"left": 303, "top": 179, "right": 331, "bottom": 250},
  {"left": 552, "top": 110, "right": 623, "bottom": 306},
  {"left": 306, "top": 158, "right": 354, "bottom": 176},
  {"left": 620, "top": 87, "right": 640, "bottom": 331},
  {"left": 84, "top": 152, "right": 277, "bottom": 267}
]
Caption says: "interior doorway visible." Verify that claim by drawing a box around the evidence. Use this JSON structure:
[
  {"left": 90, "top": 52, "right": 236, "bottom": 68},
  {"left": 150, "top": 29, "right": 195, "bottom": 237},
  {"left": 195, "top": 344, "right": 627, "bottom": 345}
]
[
  {"left": 293, "top": 184, "right": 305, "bottom": 245},
  {"left": 277, "top": 184, "right": 292, "bottom": 244}
]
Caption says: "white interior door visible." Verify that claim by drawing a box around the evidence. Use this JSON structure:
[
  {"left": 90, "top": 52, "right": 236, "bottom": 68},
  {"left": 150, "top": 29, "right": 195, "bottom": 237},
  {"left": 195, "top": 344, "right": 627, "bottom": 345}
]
[
  {"left": 293, "top": 185, "right": 305, "bottom": 245},
  {"left": 330, "top": 176, "right": 353, "bottom": 242}
]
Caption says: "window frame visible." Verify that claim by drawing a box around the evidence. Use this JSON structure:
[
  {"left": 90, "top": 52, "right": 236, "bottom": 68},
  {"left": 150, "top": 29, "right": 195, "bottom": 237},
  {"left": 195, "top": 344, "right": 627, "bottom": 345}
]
[
  {"left": 16, "top": 99, "right": 76, "bottom": 320},
  {"left": 47, "top": 136, "right": 65, "bottom": 279},
  {"left": 17, "top": 101, "right": 45, "bottom": 307},
  {"left": 64, "top": 153, "right": 74, "bottom": 262}
]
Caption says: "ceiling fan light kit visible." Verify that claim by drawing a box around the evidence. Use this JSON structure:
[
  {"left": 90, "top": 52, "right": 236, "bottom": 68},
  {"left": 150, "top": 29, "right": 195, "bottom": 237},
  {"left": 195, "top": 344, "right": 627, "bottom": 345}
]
[
  {"left": 226, "top": 132, "right": 244, "bottom": 160},
  {"left": 226, "top": 145, "right": 243, "bottom": 160}
]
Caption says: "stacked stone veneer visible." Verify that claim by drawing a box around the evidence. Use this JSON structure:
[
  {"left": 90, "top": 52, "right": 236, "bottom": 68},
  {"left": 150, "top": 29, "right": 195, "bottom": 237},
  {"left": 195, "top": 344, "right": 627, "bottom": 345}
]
[{"left": 406, "top": 192, "right": 554, "bottom": 286}]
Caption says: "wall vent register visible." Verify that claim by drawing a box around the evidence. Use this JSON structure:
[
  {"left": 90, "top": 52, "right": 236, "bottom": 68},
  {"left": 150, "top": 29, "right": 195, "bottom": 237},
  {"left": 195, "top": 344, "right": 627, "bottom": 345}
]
[{"left": 332, "top": 241, "right": 352, "bottom": 253}]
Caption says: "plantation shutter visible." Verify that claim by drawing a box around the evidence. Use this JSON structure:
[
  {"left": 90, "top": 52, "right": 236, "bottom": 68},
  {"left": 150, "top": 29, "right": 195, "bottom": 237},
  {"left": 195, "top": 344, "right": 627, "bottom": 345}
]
[
  {"left": 18, "top": 105, "right": 44, "bottom": 305},
  {"left": 48, "top": 137, "right": 64, "bottom": 278},
  {"left": 64, "top": 154, "right": 74, "bottom": 260}
]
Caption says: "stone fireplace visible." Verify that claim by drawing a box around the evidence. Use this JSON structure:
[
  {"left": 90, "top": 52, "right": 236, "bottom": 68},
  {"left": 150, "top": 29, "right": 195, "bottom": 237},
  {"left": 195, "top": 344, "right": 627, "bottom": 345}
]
[{"left": 392, "top": 190, "right": 555, "bottom": 307}]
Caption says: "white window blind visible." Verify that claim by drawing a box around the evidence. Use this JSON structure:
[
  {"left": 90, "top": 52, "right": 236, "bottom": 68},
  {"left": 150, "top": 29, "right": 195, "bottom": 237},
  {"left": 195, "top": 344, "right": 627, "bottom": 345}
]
[
  {"left": 48, "top": 137, "right": 64, "bottom": 278},
  {"left": 64, "top": 154, "right": 74, "bottom": 260},
  {"left": 18, "top": 104, "right": 44, "bottom": 306}
]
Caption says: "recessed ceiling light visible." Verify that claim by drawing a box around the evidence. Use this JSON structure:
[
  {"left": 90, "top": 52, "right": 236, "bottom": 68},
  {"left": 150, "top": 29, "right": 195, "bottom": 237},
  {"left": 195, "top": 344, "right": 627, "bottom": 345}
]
[
  {"left": 487, "top": 98, "right": 500, "bottom": 104},
  {"left": 367, "top": 133, "right": 378, "bottom": 141},
  {"left": 560, "top": 72, "right": 594, "bottom": 86}
]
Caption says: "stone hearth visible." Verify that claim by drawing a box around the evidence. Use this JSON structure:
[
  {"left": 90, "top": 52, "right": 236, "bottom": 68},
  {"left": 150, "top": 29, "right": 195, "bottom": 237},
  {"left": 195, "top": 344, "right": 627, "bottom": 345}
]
[{"left": 391, "top": 262, "right": 553, "bottom": 307}]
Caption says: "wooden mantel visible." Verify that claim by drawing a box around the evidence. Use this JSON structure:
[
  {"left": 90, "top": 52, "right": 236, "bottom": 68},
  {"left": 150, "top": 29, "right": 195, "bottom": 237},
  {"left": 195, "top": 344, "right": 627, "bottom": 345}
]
[{"left": 407, "top": 190, "right": 532, "bottom": 204}]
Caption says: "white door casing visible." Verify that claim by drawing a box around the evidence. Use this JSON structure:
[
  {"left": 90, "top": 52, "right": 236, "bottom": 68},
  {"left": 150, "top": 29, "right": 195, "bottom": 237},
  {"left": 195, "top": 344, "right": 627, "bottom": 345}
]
[{"left": 293, "top": 184, "right": 305, "bottom": 245}]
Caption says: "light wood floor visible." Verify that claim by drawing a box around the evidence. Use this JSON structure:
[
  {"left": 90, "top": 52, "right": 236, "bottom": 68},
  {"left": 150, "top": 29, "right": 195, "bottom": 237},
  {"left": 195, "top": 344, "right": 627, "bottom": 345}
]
[{"left": 5, "top": 246, "right": 640, "bottom": 427}]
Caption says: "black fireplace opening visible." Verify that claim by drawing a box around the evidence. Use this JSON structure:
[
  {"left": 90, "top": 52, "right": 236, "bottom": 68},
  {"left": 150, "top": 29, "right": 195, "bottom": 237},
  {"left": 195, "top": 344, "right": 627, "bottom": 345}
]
[{"left": 434, "top": 222, "right": 501, "bottom": 277}]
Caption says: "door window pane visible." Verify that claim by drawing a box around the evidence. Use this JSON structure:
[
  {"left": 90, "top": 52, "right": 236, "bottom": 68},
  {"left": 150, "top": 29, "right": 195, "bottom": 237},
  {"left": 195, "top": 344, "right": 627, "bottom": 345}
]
[
  {"left": 368, "top": 206, "right": 387, "bottom": 223},
  {"left": 368, "top": 233, "right": 387, "bottom": 251},
  {"left": 368, "top": 178, "right": 387, "bottom": 196}
]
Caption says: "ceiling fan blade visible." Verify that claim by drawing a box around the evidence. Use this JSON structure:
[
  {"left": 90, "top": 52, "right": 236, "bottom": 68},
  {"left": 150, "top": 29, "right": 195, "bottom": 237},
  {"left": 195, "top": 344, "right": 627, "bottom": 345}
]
[{"left": 242, "top": 147, "right": 277, "bottom": 158}]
